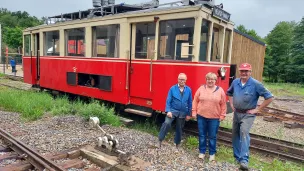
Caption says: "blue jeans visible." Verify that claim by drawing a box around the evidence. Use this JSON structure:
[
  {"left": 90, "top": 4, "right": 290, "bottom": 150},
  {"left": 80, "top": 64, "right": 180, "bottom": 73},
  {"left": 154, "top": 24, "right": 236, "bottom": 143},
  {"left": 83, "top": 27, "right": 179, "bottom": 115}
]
[
  {"left": 197, "top": 115, "right": 220, "bottom": 155},
  {"left": 158, "top": 115, "right": 185, "bottom": 145},
  {"left": 12, "top": 66, "right": 16, "bottom": 73},
  {"left": 232, "top": 112, "right": 256, "bottom": 164}
]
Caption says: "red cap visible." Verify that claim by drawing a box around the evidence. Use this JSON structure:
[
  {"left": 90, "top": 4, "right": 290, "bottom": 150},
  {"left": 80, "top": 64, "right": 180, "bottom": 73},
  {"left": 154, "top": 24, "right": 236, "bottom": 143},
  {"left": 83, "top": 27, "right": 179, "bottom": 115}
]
[{"left": 239, "top": 63, "right": 252, "bottom": 71}]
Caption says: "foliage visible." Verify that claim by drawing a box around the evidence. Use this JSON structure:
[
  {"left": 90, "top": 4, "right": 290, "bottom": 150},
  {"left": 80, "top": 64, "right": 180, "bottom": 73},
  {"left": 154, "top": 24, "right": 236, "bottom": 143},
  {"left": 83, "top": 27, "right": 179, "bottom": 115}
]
[
  {"left": 129, "top": 119, "right": 159, "bottom": 136},
  {"left": 236, "top": 24, "right": 264, "bottom": 42},
  {"left": 264, "top": 21, "right": 295, "bottom": 82},
  {"left": 263, "top": 82, "right": 304, "bottom": 97},
  {"left": 0, "top": 86, "right": 121, "bottom": 126},
  {"left": 185, "top": 136, "right": 199, "bottom": 150},
  {"left": 0, "top": 8, "right": 43, "bottom": 51},
  {"left": 3, "top": 27, "right": 23, "bottom": 49},
  {"left": 286, "top": 17, "right": 304, "bottom": 83}
]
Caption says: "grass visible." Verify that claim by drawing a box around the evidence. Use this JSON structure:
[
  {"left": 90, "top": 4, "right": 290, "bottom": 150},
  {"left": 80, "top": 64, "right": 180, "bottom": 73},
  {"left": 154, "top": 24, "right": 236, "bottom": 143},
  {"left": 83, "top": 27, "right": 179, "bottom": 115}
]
[
  {"left": 185, "top": 136, "right": 199, "bottom": 150},
  {"left": 0, "top": 87, "right": 121, "bottom": 126},
  {"left": 263, "top": 82, "right": 304, "bottom": 97},
  {"left": 129, "top": 119, "right": 159, "bottom": 136},
  {"left": 0, "top": 73, "right": 5, "bottom": 77},
  {"left": 220, "top": 119, "right": 233, "bottom": 129},
  {"left": 184, "top": 136, "right": 304, "bottom": 171}
]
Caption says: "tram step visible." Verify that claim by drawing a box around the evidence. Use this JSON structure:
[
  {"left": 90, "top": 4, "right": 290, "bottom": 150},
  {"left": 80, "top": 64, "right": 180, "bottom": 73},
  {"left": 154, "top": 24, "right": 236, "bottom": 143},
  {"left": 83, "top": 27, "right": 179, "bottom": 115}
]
[{"left": 124, "top": 108, "right": 152, "bottom": 117}]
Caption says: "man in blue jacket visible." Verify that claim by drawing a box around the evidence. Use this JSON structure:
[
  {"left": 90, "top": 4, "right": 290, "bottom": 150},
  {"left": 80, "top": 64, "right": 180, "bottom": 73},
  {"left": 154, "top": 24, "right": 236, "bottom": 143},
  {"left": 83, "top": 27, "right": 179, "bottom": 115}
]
[
  {"left": 227, "top": 63, "right": 273, "bottom": 170},
  {"left": 158, "top": 73, "right": 192, "bottom": 150}
]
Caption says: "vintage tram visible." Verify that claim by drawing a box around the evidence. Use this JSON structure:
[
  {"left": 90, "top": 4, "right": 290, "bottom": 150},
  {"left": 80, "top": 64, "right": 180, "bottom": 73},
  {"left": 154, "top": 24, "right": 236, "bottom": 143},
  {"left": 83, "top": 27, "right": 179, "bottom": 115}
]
[{"left": 22, "top": 0, "right": 236, "bottom": 116}]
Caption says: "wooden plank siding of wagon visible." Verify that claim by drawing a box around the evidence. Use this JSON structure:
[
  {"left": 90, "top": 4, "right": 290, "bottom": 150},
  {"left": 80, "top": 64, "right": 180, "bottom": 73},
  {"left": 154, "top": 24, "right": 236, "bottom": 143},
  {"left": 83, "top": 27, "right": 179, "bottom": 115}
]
[{"left": 231, "top": 29, "right": 266, "bottom": 82}]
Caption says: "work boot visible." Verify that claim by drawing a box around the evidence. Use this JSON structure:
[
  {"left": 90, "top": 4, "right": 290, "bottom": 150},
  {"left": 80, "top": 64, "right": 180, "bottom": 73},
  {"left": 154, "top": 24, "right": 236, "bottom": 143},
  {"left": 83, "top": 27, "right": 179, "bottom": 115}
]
[{"left": 239, "top": 162, "right": 249, "bottom": 170}]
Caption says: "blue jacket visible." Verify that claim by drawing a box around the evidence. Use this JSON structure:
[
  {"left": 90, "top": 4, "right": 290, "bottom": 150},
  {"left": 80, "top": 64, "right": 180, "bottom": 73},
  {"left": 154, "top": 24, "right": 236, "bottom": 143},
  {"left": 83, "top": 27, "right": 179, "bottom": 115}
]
[
  {"left": 165, "top": 84, "right": 192, "bottom": 117},
  {"left": 10, "top": 59, "right": 16, "bottom": 67},
  {"left": 227, "top": 77, "right": 273, "bottom": 110}
]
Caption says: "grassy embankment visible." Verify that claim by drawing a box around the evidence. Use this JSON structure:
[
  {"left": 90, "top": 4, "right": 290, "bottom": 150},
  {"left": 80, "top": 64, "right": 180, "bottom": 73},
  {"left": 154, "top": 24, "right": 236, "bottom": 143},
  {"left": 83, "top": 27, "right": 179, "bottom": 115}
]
[{"left": 0, "top": 85, "right": 121, "bottom": 126}]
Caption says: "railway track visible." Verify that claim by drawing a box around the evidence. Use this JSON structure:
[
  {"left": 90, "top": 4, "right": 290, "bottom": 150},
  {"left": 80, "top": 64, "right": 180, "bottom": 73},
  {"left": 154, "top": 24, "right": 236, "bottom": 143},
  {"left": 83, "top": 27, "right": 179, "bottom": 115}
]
[
  {"left": 0, "top": 127, "right": 145, "bottom": 171},
  {"left": 0, "top": 128, "right": 65, "bottom": 171},
  {"left": 260, "top": 106, "right": 304, "bottom": 128},
  {"left": 184, "top": 121, "right": 304, "bottom": 163}
]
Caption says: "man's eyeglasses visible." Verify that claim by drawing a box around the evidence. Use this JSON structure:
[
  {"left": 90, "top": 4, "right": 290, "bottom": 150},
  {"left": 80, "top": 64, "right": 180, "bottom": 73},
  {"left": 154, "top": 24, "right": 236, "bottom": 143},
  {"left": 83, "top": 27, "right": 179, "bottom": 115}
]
[
  {"left": 178, "top": 79, "right": 186, "bottom": 82},
  {"left": 206, "top": 79, "right": 216, "bottom": 81}
]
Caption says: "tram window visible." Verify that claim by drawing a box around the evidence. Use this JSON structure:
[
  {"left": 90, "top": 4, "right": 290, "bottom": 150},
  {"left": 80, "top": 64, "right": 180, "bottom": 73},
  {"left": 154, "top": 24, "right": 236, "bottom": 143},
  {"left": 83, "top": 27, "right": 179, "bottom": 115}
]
[
  {"left": 199, "top": 20, "right": 210, "bottom": 61},
  {"left": 78, "top": 73, "right": 99, "bottom": 88},
  {"left": 65, "top": 28, "right": 85, "bottom": 57},
  {"left": 158, "top": 18, "right": 194, "bottom": 61},
  {"left": 24, "top": 35, "right": 31, "bottom": 56},
  {"left": 77, "top": 73, "right": 112, "bottom": 91},
  {"left": 223, "top": 29, "right": 232, "bottom": 63},
  {"left": 135, "top": 22, "right": 156, "bottom": 59},
  {"left": 92, "top": 25, "right": 119, "bottom": 58},
  {"left": 44, "top": 31, "right": 60, "bottom": 56},
  {"left": 210, "top": 26, "right": 220, "bottom": 62}
]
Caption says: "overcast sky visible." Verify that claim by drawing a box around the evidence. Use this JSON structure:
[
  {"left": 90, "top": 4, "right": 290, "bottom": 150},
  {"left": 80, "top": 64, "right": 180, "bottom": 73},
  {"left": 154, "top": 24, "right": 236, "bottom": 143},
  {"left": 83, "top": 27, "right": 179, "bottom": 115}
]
[{"left": 1, "top": 0, "right": 304, "bottom": 37}]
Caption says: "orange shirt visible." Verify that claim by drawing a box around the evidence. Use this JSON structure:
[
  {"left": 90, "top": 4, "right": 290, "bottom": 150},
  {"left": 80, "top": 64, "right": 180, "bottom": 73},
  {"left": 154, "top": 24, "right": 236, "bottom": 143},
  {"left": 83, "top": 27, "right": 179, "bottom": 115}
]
[{"left": 192, "top": 85, "right": 227, "bottom": 120}]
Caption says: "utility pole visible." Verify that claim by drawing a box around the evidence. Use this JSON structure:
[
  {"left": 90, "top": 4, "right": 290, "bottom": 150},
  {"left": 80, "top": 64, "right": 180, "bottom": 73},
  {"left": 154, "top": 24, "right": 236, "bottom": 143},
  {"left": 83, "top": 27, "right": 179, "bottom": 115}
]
[
  {"left": 0, "top": 24, "right": 3, "bottom": 74},
  {"left": 5, "top": 46, "right": 8, "bottom": 69}
]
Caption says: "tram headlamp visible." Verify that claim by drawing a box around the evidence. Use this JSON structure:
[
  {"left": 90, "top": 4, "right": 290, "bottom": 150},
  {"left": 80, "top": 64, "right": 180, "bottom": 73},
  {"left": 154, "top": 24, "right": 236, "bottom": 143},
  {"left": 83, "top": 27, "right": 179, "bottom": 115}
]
[{"left": 218, "top": 67, "right": 226, "bottom": 80}]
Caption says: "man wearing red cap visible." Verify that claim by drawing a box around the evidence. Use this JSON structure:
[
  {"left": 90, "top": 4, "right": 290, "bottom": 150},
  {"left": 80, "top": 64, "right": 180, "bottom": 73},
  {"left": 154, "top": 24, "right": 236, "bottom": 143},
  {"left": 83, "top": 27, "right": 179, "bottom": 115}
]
[{"left": 227, "top": 63, "right": 274, "bottom": 170}]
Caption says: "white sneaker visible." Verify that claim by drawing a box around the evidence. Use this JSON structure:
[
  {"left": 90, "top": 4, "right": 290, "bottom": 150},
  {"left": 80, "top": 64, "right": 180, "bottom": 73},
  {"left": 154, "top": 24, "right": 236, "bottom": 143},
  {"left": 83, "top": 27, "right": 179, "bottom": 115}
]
[
  {"left": 209, "top": 154, "right": 215, "bottom": 161},
  {"left": 198, "top": 153, "right": 205, "bottom": 159}
]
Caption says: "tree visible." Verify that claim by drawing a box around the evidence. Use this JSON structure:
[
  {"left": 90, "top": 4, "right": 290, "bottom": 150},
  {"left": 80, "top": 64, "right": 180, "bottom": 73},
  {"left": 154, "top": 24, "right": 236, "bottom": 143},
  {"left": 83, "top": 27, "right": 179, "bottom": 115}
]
[
  {"left": 0, "top": 8, "right": 43, "bottom": 51},
  {"left": 236, "top": 25, "right": 247, "bottom": 33},
  {"left": 265, "top": 21, "right": 294, "bottom": 82},
  {"left": 263, "top": 45, "right": 274, "bottom": 80},
  {"left": 236, "top": 25, "right": 264, "bottom": 42},
  {"left": 3, "top": 27, "right": 23, "bottom": 49},
  {"left": 286, "top": 17, "right": 304, "bottom": 83}
]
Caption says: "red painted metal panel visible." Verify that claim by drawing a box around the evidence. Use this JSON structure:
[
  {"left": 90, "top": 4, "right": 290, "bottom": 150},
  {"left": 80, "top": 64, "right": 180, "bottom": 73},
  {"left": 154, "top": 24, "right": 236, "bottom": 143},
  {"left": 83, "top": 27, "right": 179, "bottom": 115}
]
[
  {"left": 22, "top": 56, "right": 230, "bottom": 113},
  {"left": 150, "top": 62, "right": 230, "bottom": 112},
  {"left": 22, "top": 56, "right": 36, "bottom": 85},
  {"left": 129, "top": 96, "right": 153, "bottom": 108},
  {"left": 38, "top": 57, "right": 129, "bottom": 104},
  {"left": 130, "top": 61, "right": 152, "bottom": 99}
]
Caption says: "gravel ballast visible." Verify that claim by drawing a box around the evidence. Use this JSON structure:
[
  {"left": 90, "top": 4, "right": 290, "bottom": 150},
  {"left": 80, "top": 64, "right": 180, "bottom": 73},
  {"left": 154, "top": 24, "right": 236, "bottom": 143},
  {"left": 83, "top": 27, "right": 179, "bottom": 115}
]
[{"left": 0, "top": 111, "right": 257, "bottom": 170}]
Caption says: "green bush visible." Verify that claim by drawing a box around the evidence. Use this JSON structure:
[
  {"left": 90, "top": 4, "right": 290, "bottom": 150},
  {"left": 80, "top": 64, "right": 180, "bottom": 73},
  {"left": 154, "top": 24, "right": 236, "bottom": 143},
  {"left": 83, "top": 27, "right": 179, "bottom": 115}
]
[{"left": 0, "top": 87, "right": 121, "bottom": 126}]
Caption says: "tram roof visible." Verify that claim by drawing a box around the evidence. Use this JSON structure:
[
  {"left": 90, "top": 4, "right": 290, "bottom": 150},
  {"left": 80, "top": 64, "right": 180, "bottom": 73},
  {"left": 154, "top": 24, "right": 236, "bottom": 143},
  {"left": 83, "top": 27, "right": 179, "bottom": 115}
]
[{"left": 24, "top": 3, "right": 233, "bottom": 31}]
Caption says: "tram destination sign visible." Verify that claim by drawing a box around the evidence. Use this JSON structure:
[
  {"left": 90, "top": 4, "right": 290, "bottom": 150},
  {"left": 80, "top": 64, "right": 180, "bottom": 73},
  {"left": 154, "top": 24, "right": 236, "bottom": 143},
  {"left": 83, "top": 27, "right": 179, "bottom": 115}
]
[{"left": 212, "top": 6, "right": 230, "bottom": 22}]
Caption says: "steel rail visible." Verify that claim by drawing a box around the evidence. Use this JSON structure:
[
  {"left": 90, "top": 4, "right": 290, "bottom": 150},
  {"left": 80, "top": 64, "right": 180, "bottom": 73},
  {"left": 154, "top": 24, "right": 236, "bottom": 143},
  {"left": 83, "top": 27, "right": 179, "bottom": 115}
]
[
  {"left": 0, "top": 128, "right": 65, "bottom": 171},
  {"left": 261, "top": 107, "right": 304, "bottom": 124}
]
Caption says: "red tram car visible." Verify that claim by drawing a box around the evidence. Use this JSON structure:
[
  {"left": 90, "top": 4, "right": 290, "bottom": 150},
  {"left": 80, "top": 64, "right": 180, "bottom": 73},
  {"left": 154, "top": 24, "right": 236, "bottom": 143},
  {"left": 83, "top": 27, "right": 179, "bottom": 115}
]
[{"left": 22, "top": 0, "right": 236, "bottom": 116}]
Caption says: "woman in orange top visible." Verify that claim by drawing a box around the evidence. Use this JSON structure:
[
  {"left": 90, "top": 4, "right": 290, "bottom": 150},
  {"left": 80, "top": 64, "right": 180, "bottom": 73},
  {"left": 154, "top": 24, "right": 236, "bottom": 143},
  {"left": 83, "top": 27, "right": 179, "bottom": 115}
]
[{"left": 192, "top": 72, "right": 227, "bottom": 161}]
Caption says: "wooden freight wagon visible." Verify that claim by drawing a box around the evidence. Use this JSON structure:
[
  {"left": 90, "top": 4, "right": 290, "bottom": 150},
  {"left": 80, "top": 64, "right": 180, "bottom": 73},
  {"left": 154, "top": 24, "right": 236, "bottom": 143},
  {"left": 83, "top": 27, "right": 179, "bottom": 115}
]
[{"left": 231, "top": 29, "right": 266, "bottom": 82}]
